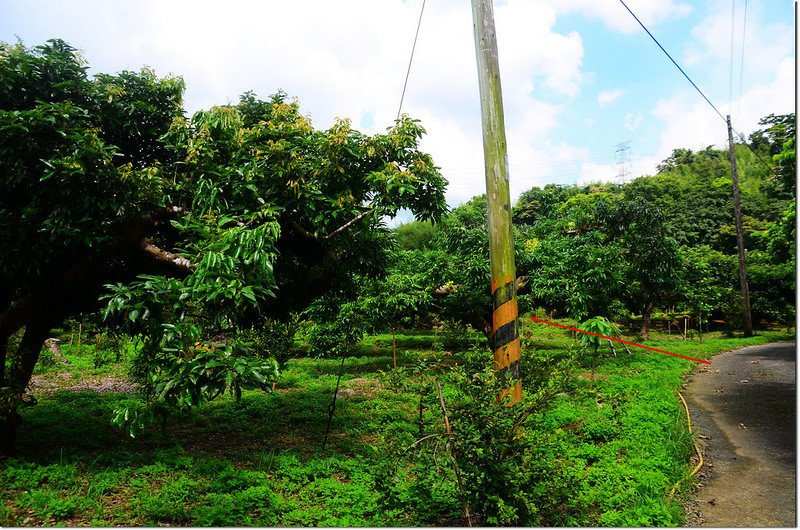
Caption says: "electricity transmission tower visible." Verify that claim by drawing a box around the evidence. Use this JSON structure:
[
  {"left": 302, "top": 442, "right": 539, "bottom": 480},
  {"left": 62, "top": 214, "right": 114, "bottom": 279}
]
[{"left": 615, "top": 141, "right": 631, "bottom": 184}]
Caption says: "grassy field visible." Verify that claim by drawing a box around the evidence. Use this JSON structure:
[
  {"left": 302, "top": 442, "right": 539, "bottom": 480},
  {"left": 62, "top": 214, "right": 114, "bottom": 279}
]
[{"left": 1, "top": 322, "right": 793, "bottom": 526}]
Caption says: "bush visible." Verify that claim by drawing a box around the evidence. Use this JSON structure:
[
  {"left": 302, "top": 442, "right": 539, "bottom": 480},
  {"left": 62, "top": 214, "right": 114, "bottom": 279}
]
[
  {"left": 237, "top": 314, "right": 300, "bottom": 368},
  {"left": 301, "top": 300, "right": 365, "bottom": 358},
  {"left": 374, "top": 343, "right": 573, "bottom": 526},
  {"left": 432, "top": 320, "right": 480, "bottom": 352}
]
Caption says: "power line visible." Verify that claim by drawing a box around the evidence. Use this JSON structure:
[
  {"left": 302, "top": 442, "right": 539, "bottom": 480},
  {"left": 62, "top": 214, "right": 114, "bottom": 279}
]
[
  {"left": 737, "top": 0, "right": 748, "bottom": 122},
  {"left": 396, "top": 0, "right": 426, "bottom": 120},
  {"left": 618, "top": 0, "right": 774, "bottom": 174},
  {"left": 729, "top": 0, "right": 736, "bottom": 107},
  {"left": 617, "top": 0, "right": 727, "bottom": 123}
]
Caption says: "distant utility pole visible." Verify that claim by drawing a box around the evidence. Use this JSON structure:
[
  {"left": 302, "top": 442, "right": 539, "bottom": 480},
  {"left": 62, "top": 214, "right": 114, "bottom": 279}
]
[
  {"left": 615, "top": 141, "right": 631, "bottom": 184},
  {"left": 471, "top": 0, "right": 521, "bottom": 403},
  {"left": 726, "top": 115, "right": 753, "bottom": 337}
]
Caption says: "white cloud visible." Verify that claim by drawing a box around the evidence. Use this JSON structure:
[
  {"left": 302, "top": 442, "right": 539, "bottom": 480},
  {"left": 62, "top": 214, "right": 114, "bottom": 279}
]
[
  {"left": 496, "top": 1, "right": 585, "bottom": 99},
  {"left": 551, "top": 0, "right": 693, "bottom": 34},
  {"left": 3, "top": 0, "right": 790, "bottom": 212},
  {"left": 577, "top": 161, "right": 617, "bottom": 186},
  {"left": 651, "top": 91, "right": 727, "bottom": 160},
  {"left": 598, "top": 88, "right": 624, "bottom": 107},
  {"left": 624, "top": 112, "right": 643, "bottom": 132}
]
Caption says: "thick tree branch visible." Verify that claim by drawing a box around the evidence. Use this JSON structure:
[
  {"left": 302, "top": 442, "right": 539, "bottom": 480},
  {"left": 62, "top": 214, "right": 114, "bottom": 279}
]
[
  {"left": 0, "top": 206, "right": 191, "bottom": 338},
  {"left": 139, "top": 239, "right": 196, "bottom": 272},
  {"left": 321, "top": 208, "right": 375, "bottom": 240},
  {"left": 286, "top": 216, "right": 316, "bottom": 239},
  {"left": 285, "top": 208, "right": 375, "bottom": 241}
]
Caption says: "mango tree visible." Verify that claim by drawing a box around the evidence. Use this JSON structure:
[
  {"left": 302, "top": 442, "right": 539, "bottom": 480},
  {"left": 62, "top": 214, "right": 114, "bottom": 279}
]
[
  {"left": 0, "top": 40, "right": 447, "bottom": 454},
  {"left": 359, "top": 250, "right": 433, "bottom": 369},
  {"left": 525, "top": 190, "right": 625, "bottom": 321},
  {"left": 578, "top": 316, "right": 621, "bottom": 385},
  {"left": 602, "top": 195, "right": 681, "bottom": 339}
]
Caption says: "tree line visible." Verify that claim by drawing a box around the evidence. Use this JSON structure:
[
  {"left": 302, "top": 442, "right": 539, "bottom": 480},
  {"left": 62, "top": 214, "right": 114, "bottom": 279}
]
[{"left": 383, "top": 127, "right": 795, "bottom": 343}]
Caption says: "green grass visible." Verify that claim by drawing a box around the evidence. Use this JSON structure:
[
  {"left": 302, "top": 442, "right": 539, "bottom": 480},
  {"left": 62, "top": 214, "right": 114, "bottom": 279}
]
[{"left": 2, "top": 324, "right": 793, "bottom": 526}]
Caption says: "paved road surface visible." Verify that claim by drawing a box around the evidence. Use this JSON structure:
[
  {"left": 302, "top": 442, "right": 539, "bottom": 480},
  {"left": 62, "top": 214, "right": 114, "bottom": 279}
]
[{"left": 684, "top": 341, "right": 796, "bottom": 527}]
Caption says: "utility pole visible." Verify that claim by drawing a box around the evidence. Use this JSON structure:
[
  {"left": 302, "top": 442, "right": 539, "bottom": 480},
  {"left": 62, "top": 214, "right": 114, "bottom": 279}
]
[
  {"left": 471, "top": 0, "right": 521, "bottom": 402},
  {"left": 726, "top": 115, "right": 753, "bottom": 337}
]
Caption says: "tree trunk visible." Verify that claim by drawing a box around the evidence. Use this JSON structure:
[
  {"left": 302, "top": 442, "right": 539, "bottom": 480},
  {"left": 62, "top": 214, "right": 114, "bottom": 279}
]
[
  {"left": 8, "top": 322, "right": 51, "bottom": 393},
  {"left": 45, "top": 338, "right": 71, "bottom": 365},
  {"left": 641, "top": 304, "right": 653, "bottom": 340},
  {"left": 0, "top": 410, "right": 22, "bottom": 457},
  {"left": 392, "top": 327, "right": 397, "bottom": 371},
  {"left": 0, "top": 332, "right": 8, "bottom": 387},
  {"left": 1, "top": 321, "right": 52, "bottom": 457}
]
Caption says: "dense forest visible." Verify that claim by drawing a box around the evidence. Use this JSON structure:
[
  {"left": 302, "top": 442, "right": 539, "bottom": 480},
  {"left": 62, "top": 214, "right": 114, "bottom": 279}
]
[{"left": 0, "top": 39, "right": 795, "bottom": 526}]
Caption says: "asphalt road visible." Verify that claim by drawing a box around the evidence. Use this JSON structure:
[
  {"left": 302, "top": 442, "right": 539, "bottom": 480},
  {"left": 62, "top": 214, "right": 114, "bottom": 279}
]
[{"left": 683, "top": 341, "right": 796, "bottom": 527}]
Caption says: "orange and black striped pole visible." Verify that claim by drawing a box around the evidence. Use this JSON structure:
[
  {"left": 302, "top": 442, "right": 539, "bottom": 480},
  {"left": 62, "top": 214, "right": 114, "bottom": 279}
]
[{"left": 472, "top": 0, "right": 521, "bottom": 403}]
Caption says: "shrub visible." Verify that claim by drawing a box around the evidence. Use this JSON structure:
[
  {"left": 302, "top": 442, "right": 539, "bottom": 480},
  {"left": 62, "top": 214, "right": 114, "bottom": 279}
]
[{"left": 374, "top": 343, "right": 573, "bottom": 526}]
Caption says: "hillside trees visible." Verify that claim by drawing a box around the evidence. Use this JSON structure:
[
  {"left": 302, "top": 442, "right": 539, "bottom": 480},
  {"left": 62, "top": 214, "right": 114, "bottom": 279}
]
[
  {"left": 0, "top": 40, "right": 447, "bottom": 454},
  {"left": 506, "top": 120, "right": 794, "bottom": 334},
  {"left": 750, "top": 113, "right": 796, "bottom": 196}
]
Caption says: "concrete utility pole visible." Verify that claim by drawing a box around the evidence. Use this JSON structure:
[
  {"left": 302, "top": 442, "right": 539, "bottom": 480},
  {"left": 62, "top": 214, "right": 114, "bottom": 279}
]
[
  {"left": 726, "top": 115, "right": 753, "bottom": 337},
  {"left": 471, "top": 0, "right": 521, "bottom": 402}
]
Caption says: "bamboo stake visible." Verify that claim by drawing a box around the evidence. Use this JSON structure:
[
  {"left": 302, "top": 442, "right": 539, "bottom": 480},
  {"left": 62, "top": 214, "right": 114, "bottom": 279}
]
[{"left": 435, "top": 378, "right": 472, "bottom": 527}]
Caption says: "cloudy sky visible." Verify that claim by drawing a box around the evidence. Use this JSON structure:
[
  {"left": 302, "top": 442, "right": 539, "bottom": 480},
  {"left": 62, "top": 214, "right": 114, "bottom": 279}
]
[{"left": 1, "top": 0, "right": 794, "bottom": 213}]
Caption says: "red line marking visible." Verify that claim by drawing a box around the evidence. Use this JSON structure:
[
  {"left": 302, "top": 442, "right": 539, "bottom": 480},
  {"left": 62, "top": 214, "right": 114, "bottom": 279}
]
[{"left": 530, "top": 316, "right": 711, "bottom": 365}]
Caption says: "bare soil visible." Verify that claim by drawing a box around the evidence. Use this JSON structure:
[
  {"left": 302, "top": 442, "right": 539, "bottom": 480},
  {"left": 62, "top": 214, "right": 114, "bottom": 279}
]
[
  {"left": 683, "top": 341, "right": 796, "bottom": 527},
  {"left": 28, "top": 372, "right": 138, "bottom": 395}
]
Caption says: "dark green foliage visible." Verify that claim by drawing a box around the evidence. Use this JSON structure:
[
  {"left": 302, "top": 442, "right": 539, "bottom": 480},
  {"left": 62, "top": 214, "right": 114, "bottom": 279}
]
[
  {"left": 237, "top": 314, "right": 300, "bottom": 368},
  {"left": 301, "top": 297, "right": 365, "bottom": 357},
  {"left": 0, "top": 39, "right": 448, "bottom": 454},
  {"left": 750, "top": 113, "right": 796, "bottom": 196}
]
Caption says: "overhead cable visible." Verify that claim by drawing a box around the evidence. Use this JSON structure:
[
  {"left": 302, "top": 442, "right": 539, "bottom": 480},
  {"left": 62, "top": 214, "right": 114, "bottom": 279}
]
[
  {"left": 737, "top": 0, "right": 748, "bottom": 122},
  {"left": 617, "top": 0, "right": 727, "bottom": 123},
  {"left": 618, "top": 0, "right": 774, "bottom": 174},
  {"left": 729, "top": 0, "right": 736, "bottom": 107},
  {"left": 397, "top": 0, "right": 426, "bottom": 120}
]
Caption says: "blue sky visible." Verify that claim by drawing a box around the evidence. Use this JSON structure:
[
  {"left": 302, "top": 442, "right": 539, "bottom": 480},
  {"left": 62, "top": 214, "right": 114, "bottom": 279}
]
[{"left": 0, "top": 0, "right": 794, "bottom": 212}]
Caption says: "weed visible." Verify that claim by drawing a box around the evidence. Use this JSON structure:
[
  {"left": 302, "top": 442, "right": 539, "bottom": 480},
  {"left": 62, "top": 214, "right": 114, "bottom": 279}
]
[
  {"left": 15, "top": 489, "right": 79, "bottom": 521},
  {"left": 6, "top": 326, "right": 792, "bottom": 526}
]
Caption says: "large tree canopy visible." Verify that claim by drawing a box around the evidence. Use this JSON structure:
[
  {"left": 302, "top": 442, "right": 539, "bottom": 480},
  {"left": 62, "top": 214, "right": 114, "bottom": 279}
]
[{"left": 0, "top": 39, "right": 447, "bottom": 453}]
